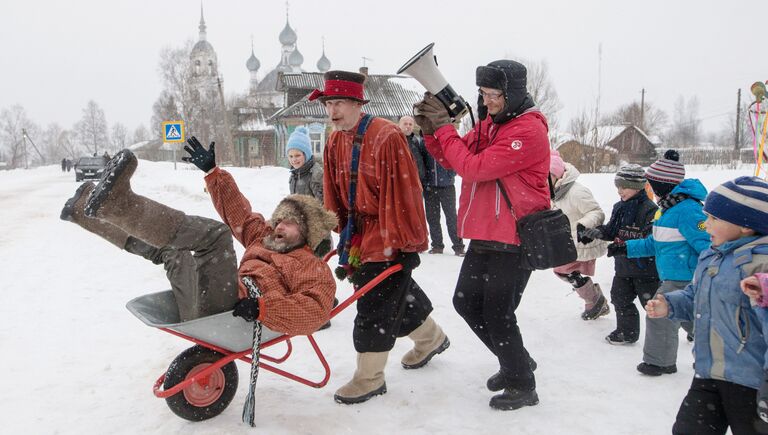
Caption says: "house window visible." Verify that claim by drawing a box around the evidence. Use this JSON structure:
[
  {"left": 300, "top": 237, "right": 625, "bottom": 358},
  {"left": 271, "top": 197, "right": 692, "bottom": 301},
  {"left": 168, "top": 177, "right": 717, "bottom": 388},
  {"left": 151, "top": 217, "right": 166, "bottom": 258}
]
[{"left": 310, "top": 132, "right": 323, "bottom": 155}]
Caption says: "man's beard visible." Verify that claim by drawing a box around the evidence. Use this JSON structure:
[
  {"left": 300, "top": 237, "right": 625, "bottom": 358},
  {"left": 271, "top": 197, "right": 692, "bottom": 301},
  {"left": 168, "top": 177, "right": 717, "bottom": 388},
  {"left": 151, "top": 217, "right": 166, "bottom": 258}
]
[{"left": 263, "top": 234, "right": 305, "bottom": 253}]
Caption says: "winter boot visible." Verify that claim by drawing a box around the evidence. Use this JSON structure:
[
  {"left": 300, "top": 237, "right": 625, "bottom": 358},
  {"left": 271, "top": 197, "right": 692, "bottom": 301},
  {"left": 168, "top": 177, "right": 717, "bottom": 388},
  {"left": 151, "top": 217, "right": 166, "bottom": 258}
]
[
  {"left": 605, "top": 330, "right": 638, "bottom": 345},
  {"left": 334, "top": 352, "right": 388, "bottom": 404},
  {"left": 401, "top": 316, "right": 450, "bottom": 369},
  {"left": 60, "top": 181, "right": 130, "bottom": 249},
  {"left": 85, "top": 149, "right": 185, "bottom": 247},
  {"left": 487, "top": 357, "right": 538, "bottom": 392},
  {"left": 489, "top": 388, "right": 539, "bottom": 411},
  {"left": 637, "top": 362, "right": 677, "bottom": 376},
  {"left": 577, "top": 282, "right": 610, "bottom": 320}
]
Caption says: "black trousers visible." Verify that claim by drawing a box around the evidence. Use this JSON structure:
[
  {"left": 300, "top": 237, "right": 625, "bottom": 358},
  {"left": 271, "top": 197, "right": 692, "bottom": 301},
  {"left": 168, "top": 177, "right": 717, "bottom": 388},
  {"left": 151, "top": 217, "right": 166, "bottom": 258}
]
[
  {"left": 349, "top": 261, "right": 433, "bottom": 352},
  {"left": 423, "top": 185, "right": 463, "bottom": 250},
  {"left": 673, "top": 378, "right": 768, "bottom": 435},
  {"left": 452, "top": 246, "right": 534, "bottom": 390},
  {"left": 609, "top": 275, "right": 660, "bottom": 340}
]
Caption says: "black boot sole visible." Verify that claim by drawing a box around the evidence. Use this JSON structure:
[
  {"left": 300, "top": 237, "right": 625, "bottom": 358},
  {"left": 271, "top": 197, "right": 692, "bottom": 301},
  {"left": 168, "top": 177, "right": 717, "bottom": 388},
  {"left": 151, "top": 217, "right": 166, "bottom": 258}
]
[
  {"left": 401, "top": 337, "right": 450, "bottom": 370},
  {"left": 489, "top": 390, "right": 539, "bottom": 411},
  {"left": 60, "top": 181, "right": 94, "bottom": 221},
  {"left": 84, "top": 149, "right": 135, "bottom": 218},
  {"left": 333, "top": 383, "right": 387, "bottom": 404}
]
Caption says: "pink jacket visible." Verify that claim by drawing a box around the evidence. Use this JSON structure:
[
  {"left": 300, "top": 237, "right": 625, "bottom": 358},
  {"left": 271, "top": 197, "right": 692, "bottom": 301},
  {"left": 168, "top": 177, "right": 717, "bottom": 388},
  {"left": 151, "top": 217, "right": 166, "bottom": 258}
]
[{"left": 425, "top": 110, "right": 551, "bottom": 245}]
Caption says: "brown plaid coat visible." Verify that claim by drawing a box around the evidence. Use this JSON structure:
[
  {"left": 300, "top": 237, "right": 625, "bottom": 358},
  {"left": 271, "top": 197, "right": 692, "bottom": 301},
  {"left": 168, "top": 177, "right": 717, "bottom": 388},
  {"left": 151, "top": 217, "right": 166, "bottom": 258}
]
[{"left": 205, "top": 168, "right": 336, "bottom": 336}]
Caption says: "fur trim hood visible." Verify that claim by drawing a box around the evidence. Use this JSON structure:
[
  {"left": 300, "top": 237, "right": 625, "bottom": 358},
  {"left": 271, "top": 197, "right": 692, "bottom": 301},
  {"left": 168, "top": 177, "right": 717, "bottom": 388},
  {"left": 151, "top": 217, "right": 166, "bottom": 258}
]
[{"left": 270, "top": 194, "right": 337, "bottom": 250}]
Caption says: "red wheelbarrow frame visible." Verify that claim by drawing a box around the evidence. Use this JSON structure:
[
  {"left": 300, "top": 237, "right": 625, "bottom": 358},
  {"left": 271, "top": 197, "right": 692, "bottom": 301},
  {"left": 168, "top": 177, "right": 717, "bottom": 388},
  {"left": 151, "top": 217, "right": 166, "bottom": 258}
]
[{"left": 152, "top": 250, "right": 403, "bottom": 399}]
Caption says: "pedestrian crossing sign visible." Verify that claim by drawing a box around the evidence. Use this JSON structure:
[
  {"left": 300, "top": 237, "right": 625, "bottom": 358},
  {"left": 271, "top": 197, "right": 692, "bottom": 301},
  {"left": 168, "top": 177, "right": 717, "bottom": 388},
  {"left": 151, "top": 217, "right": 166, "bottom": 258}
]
[{"left": 162, "top": 121, "right": 185, "bottom": 143}]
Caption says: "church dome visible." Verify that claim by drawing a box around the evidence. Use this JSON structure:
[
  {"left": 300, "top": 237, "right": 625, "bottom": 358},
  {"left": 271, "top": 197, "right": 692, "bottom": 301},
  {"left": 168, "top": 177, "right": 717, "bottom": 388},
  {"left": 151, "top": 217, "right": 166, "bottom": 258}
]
[
  {"left": 279, "top": 21, "right": 297, "bottom": 45},
  {"left": 191, "top": 39, "right": 215, "bottom": 56},
  {"left": 289, "top": 48, "right": 303, "bottom": 67},
  {"left": 317, "top": 52, "right": 331, "bottom": 72},
  {"left": 246, "top": 52, "right": 260, "bottom": 71}
]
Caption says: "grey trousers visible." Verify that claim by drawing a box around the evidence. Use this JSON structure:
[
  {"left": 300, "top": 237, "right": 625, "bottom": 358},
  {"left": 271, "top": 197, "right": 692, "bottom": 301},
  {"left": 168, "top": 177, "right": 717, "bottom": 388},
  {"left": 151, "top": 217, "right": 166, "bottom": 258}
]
[
  {"left": 643, "top": 280, "right": 693, "bottom": 367},
  {"left": 158, "top": 215, "right": 239, "bottom": 322}
]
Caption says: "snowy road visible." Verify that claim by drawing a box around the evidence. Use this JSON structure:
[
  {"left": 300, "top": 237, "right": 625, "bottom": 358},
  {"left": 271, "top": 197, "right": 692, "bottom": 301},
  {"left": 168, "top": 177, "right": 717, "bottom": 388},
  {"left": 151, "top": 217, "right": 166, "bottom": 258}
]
[{"left": 0, "top": 162, "right": 742, "bottom": 434}]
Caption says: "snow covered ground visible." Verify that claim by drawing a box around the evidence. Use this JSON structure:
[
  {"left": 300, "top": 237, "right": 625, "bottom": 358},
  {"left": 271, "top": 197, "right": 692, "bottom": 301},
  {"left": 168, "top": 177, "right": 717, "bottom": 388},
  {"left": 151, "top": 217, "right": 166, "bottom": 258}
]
[{"left": 0, "top": 161, "right": 746, "bottom": 434}]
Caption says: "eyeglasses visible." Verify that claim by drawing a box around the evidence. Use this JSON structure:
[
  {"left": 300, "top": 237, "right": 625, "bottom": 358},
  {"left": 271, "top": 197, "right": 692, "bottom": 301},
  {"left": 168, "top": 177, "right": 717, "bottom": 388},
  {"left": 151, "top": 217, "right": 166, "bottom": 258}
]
[{"left": 478, "top": 89, "right": 504, "bottom": 100}]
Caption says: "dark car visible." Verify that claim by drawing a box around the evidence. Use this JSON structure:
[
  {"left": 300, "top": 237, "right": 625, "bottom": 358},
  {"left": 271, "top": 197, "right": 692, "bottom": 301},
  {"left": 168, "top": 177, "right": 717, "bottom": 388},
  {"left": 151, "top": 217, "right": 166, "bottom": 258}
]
[{"left": 74, "top": 156, "right": 108, "bottom": 181}]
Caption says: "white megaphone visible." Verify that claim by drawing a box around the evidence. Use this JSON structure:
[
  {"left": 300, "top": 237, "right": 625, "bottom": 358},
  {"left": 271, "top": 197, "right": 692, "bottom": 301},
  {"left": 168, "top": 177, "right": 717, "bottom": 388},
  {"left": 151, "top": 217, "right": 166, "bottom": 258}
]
[{"left": 397, "top": 43, "right": 469, "bottom": 121}]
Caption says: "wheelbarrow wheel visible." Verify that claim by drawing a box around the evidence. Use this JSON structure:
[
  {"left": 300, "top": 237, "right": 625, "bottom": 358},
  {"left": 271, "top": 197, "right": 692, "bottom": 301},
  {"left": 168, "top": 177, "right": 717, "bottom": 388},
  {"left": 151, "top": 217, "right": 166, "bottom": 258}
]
[{"left": 163, "top": 345, "right": 239, "bottom": 421}]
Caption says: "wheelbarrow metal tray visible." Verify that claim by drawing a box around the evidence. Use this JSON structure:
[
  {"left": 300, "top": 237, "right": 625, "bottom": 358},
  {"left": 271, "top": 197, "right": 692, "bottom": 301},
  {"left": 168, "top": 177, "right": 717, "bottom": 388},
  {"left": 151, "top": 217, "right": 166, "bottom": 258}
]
[{"left": 126, "top": 290, "right": 281, "bottom": 352}]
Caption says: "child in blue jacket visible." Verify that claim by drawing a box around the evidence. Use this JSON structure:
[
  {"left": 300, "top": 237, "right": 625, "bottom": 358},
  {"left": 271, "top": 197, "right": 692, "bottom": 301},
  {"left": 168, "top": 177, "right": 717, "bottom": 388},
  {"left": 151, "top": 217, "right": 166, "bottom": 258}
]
[
  {"left": 646, "top": 176, "right": 768, "bottom": 434},
  {"left": 611, "top": 150, "right": 711, "bottom": 376}
]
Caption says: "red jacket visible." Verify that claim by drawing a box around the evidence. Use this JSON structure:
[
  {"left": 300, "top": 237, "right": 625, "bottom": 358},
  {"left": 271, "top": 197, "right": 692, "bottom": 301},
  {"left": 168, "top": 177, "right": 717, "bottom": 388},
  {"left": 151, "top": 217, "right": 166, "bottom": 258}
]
[
  {"left": 324, "top": 115, "right": 428, "bottom": 263},
  {"left": 424, "top": 110, "right": 551, "bottom": 245}
]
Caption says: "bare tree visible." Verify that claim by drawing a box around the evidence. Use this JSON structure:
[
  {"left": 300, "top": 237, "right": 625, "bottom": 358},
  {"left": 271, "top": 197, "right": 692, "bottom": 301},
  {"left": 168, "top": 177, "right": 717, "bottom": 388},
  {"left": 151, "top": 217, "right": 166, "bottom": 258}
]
[
  {"left": 77, "top": 100, "right": 109, "bottom": 155},
  {"left": 667, "top": 96, "right": 701, "bottom": 147},
  {"left": 40, "top": 123, "right": 68, "bottom": 162},
  {"left": 603, "top": 101, "right": 668, "bottom": 137},
  {"left": 0, "top": 104, "right": 40, "bottom": 168},
  {"left": 521, "top": 58, "right": 562, "bottom": 132},
  {"left": 132, "top": 124, "right": 150, "bottom": 143},
  {"left": 110, "top": 122, "right": 128, "bottom": 153}
]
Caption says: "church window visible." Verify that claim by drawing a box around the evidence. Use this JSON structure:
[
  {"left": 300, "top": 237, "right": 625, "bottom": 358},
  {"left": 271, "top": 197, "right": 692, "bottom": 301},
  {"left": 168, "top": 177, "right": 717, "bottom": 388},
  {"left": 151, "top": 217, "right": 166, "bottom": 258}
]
[{"left": 194, "top": 60, "right": 201, "bottom": 76}]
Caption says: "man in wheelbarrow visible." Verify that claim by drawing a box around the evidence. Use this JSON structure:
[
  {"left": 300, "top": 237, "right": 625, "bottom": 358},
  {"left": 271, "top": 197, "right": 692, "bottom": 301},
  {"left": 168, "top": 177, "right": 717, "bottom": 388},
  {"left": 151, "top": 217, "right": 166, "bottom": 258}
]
[
  {"left": 311, "top": 70, "right": 451, "bottom": 405},
  {"left": 60, "top": 147, "right": 339, "bottom": 336}
]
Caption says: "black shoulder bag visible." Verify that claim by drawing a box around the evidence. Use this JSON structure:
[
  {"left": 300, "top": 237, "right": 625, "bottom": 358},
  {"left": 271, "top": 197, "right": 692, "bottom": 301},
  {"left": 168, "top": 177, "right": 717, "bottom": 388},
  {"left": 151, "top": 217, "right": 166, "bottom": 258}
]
[{"left": 497, "top": 176, "right": 577, "bottom": 270}]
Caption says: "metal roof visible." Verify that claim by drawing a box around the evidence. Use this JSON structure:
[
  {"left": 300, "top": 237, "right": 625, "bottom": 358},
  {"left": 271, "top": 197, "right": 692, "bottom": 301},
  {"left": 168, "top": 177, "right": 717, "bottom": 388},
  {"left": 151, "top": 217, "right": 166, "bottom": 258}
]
[{"left": 270, "top": 72, "right": 424, "bottom": 121}]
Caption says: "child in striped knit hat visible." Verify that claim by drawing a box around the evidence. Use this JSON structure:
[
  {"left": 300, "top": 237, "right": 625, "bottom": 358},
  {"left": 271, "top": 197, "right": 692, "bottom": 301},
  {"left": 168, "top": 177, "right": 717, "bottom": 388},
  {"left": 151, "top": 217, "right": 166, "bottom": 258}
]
[
  {"left": 618, "top": 150, "right": 712, "bottom": 376},
  {"left": 646, "top": 176, "right": 768, "bottom": 433}
]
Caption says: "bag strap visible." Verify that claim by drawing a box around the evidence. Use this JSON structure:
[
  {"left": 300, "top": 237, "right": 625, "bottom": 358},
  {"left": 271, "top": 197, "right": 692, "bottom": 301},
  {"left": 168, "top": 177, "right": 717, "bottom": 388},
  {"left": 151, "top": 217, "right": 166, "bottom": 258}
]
[
  {"left": 337, "top": 114, "right": 375, "bottom": 267},
  {"left": 496, "top": 174, "right": 554, "bottom": 217}
]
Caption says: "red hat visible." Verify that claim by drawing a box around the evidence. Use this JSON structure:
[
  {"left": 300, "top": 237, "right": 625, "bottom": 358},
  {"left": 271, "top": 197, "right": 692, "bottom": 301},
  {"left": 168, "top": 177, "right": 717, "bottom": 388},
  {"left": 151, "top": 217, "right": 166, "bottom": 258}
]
[{"left": 308, "top": 70, "right": 369, "bottom": 104}]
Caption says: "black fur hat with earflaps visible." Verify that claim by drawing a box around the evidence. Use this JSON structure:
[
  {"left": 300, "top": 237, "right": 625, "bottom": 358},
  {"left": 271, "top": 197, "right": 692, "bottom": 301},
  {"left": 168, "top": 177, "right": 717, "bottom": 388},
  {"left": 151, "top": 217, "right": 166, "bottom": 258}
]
[{"left": 270, "top": 194, "right": 337, "bottom": 250}]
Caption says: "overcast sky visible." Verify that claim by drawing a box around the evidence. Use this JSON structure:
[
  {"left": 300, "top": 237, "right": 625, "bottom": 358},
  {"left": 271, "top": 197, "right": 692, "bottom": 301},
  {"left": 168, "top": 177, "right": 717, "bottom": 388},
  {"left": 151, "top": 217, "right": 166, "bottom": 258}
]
[{"left": 1, "top": 0, "right": 764, "bottom": 139}]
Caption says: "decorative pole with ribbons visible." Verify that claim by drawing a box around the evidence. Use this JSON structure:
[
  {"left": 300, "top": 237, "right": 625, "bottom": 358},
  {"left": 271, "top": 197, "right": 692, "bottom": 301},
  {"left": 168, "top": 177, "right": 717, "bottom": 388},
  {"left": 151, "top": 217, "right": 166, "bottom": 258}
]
[
  {"left": 240, "top": 276, "right": 262, "bottom": 427},
  {"left": 749, "top": 81, "right": 768, "bottom": 179}
]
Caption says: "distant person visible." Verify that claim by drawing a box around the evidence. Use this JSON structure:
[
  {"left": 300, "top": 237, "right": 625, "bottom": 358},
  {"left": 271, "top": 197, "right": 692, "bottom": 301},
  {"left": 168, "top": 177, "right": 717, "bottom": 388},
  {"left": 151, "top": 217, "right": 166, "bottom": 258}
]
[
  {"left": 548, "top": 150, "right": 609, "bottom": 320},
  {"left": 615, "top": 150, "right": 710, "bottom": 376},
  {"left": 61, "top": 158, "right": 66, "bottom": 172},
  {"left": 578, "top": 164, "right": 659, "bottom": 344},
  {"left": 285, "top": 126, "right": 332, "bottom": 257},
  {"left": 645, "top": 176, "right": 768, "bottom": 434},
  {"left": 398, "top": 116, "right": 426, "bottom": 181},
  {"left": 400, "top": 115, "right": 465, "bottom": 257},
  {"left": 66, "top": 159, "right": 72, "bottom": 172},
  {"left": 103, "top": 151, "right": 111, "bottom": 160}
]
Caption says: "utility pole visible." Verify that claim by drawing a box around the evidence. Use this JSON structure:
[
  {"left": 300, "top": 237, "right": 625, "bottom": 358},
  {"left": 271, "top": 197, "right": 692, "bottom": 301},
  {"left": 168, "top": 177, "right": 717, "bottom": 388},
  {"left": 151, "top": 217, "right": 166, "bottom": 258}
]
[
  {"left": 733, "top": 88, "right": 742, "bottom": 163},
  {"left": 639, "top": 88, "right": 646, "bottom": 131},
  {"left": 217, "top": 76, "right": 236, "bottom": 165}
]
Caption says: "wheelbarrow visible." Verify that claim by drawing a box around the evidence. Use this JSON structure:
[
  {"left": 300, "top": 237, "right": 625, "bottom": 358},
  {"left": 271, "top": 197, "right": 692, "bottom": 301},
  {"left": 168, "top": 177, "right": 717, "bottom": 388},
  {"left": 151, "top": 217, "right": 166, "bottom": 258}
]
[{"left": 126, "top": 255, "right": 403, "bottom": 422}]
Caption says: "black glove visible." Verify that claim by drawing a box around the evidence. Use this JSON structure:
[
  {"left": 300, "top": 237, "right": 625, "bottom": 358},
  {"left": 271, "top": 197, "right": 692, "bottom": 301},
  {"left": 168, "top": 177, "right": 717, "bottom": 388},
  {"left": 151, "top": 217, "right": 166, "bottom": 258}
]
[
  {"left": 758, "top": 371, "right": 768, "bottom": 423},
  {"left": 182, "top": 136, "right": 216, "bottom": 172},
  {"left": 607, "top": 242, "right": 627, "bottom": 257},
  {"left": 232, "top": 298, "right": 260, "bottom": 322},
  {"left": 577, "top": 224, "right": 603, "bottom": 244},
  {"left": 397, "top": 251, "right": 421, "bottom": 272}
]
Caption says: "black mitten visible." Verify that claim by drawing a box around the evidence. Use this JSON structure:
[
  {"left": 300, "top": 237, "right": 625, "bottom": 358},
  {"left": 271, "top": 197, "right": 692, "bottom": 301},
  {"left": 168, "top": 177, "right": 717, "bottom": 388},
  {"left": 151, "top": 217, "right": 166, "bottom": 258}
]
[
  {"left": 397, "top": 251, "right": 421, "bottom": 272},
  {"left": 577, "top": 224, "right": 603, "bottom": 244},
  {"left": 232, "top": 298, "right": 260, "bottom": 322},
  {"left": 607, "top": 243, "right": 627, "bottom": 258},
  {"left": 182, "top": 136, "right": 216, "bottom": 172}
]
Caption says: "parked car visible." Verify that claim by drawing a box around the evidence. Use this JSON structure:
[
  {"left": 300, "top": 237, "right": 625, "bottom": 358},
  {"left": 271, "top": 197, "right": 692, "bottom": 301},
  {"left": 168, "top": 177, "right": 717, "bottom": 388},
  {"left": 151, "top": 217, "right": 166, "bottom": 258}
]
[{"left": 74, "top": 156, "right": 108, "bottom": 181}]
